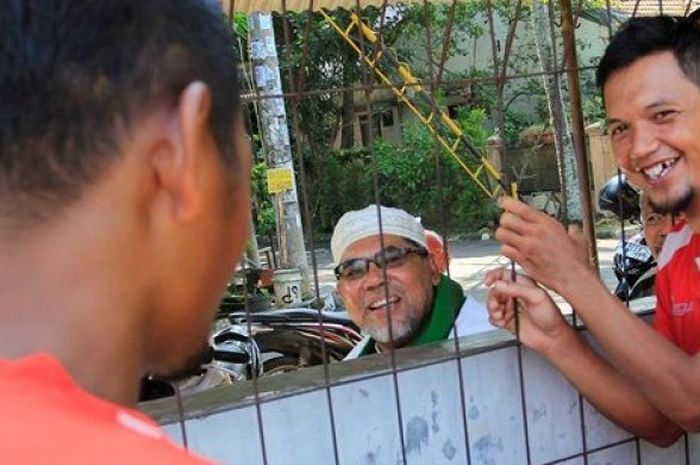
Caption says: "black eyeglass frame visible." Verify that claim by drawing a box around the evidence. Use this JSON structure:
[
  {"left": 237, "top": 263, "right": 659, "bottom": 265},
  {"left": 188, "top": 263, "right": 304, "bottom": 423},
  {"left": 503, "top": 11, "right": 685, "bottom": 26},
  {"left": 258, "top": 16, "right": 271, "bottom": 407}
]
[{"left": 334, "top": 245, "right": 428, "bottom": 280}]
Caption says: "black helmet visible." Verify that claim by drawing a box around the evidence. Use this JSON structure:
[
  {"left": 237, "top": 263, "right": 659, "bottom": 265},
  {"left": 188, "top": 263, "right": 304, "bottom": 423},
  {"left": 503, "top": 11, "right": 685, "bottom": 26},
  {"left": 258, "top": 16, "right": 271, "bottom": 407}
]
[{"left": 598, "top": 174, "right": 640, "bottom": 221}]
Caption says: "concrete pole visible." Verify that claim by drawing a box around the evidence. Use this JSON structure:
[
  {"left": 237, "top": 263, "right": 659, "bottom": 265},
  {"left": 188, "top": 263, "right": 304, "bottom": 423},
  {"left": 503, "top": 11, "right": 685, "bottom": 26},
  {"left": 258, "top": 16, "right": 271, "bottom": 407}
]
[{"left": 248, "top": 12, "right": 310, "bottom": 292}]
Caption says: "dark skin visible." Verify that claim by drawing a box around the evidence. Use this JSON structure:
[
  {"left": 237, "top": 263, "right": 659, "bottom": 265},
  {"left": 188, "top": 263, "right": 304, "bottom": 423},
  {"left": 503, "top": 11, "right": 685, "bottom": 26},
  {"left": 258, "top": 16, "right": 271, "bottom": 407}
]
[{"left": 0, "top": 83, "right": 252, "bottom": 406}]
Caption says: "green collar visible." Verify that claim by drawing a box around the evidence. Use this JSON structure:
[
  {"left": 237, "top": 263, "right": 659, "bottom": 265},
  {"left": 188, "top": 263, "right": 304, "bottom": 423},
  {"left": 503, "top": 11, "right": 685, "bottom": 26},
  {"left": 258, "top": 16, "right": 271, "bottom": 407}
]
[{"left": 359, "top": 274, "right": 465, "bottom": 355}]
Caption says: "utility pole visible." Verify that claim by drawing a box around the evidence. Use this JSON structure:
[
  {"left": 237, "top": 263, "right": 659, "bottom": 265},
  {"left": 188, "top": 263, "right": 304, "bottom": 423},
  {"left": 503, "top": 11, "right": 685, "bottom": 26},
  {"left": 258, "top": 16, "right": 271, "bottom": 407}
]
[{"left": 248, "top": 12, "right": 310, "bottom": 293}]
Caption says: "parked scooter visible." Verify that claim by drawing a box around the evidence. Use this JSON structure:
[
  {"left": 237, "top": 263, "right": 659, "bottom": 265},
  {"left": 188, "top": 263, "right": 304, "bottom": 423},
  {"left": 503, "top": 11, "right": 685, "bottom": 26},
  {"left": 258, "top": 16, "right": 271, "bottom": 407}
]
[
  {"left": 139, "top": 305, "right": 361, "bottom": 402},
  {"left": 598, "top": 174, "right": 656, "bottom": 301},
  {"left": 227, "top": 307, "right": 362, "bottom": 373},
  {"left": 139, "top": 324, "right": 260, "bottom": 401}
]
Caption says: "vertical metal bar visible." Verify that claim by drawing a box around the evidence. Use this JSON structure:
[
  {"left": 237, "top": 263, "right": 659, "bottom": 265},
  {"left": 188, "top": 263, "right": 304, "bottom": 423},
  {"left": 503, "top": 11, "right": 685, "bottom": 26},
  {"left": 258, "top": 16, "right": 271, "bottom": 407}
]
[
  {"left": 486, "top": 0, "right": 507, "bottom": 156},
  {"left": 279, "top": 2, "right": 341, "bottom": 464},
  {"left": 353, "top": 1, "right": 408, "bottom": 463},
  {"left": 600, "top": 2, "right": 642, "bottom": 462},
  {"left": 174, "top": 383, "right": 189, "bottom": 449},
  {"left": 293, "top": 0, "right": 315, "bottom": 98},
  {"left": 487, "top": 3, "right": 532, "bottom": 465},
  {"left": 245, "top": 11, "right": 271, "bottom": 461},
  {"left": 559, "top": 0, "right": 599, "bottom": 271},
  {"left": 603, "top": 0, "right": 614, "bottom": 41},
  {"left": 547, "top": 2, "right": 588, "bottom": 462},
  {"left": 434, "top": 0, "right": 458, "bottom": 89},
  {"left": 615, "top": 169, "right": 631, "bottom": 307},
  {"left": 242, "top": 252, "right": 270, "bottom": 465},
  {"left": 420, "top": 2, "right": 471, "bottom": 463},
  {"left": 222, "top": 6, "right": 270, "bottom": 463},
  {"left": 632, "top": 0, "right": 642, "bottom": 17},
  {"left": 499, "top": 0, "right": 524, "bottom": 86},
  {"left": 547, "top": 1, "right": 570, "bottom": 228}
]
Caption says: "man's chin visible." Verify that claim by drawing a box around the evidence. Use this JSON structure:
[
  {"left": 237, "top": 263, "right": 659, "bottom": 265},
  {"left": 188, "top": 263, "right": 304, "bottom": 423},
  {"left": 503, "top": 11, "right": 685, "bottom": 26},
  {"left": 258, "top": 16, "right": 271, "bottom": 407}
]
[
  {"left": 147, "top": 343, "right": 212, "bottom": 383},
  {"left": 364, "top": 317, "right": 418, "bottom": 348},
  {"left": 649, "top": 187, "right": 693, "bottom": 215}
]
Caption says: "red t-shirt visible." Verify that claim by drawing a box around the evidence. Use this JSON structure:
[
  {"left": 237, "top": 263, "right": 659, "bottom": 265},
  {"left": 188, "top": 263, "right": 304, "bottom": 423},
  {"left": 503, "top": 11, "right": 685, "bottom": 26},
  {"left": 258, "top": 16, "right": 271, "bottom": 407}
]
[
  {"left": 653, "top": 221, "right": 700, "bottom": 354},
  {"left": 0, "top": 353, "right": 213, "bottom": 465}
]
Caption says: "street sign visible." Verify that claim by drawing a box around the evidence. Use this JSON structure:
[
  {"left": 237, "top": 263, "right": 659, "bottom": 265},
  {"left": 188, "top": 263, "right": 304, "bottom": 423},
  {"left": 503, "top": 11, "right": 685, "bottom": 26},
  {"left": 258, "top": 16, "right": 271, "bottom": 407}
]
[{"left": 267, "top": 167, "right": 294, "bottom": 194}]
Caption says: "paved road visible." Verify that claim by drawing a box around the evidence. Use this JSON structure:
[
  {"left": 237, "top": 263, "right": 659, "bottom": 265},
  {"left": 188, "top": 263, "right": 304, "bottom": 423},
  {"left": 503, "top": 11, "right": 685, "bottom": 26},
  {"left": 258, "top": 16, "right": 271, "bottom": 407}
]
[{"left": 309, "top": 238, "right": 621, "bottom": 313}]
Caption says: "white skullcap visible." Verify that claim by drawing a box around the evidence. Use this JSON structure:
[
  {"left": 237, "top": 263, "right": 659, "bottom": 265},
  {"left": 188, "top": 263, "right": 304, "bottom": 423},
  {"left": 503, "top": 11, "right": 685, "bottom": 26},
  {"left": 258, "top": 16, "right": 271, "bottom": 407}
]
[{"left": 331, "top": 205, "right": 426, "bottom": 264}]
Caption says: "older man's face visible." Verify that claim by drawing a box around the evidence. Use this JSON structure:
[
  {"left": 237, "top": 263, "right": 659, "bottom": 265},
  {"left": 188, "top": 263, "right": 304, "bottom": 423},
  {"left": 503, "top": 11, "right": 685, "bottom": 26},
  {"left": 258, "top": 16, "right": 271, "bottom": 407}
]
[
  {"left": 337, "top": 234, "right": 440, "bottom": 349},
  {"left": 640, "top": 199, "right": 674, "bottom": 259}
]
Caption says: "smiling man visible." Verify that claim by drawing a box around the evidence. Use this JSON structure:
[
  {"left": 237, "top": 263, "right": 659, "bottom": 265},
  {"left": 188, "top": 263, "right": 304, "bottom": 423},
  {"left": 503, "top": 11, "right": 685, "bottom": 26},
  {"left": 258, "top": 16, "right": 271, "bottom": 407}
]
[
  {"left": 331, "top": 205, "right": 491, "bottom": 358},
  {"left": 486, "top": 12, "right": 700, "bottom": 447}
]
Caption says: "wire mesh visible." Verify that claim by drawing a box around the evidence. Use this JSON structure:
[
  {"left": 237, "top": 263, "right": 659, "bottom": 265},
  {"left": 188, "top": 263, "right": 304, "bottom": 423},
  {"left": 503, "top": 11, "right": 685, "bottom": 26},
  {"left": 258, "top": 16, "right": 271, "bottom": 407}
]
[{"left": 157, "top": 1, "right": 699, "bottom": 464}]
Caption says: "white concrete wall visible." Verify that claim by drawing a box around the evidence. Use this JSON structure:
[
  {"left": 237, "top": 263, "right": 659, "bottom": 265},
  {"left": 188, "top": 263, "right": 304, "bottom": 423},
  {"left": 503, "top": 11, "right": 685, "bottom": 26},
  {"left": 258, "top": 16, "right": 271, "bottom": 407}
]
[{"left": 153, "top": 328, "right": 699, "bottom": 465}]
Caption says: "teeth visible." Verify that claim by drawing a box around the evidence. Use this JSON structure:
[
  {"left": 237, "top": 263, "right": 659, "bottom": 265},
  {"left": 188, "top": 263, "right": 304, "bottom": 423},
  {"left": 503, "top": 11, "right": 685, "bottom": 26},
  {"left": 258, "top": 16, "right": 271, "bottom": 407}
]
[
  {"left": 644, "top": 163, "right": 663, "bottom": 179},
  {"left": 643, "top": 159, "right": 677, "bottom": 180},
  {"left": 369, "top": 296, "right": 398, "bottom": 310}
]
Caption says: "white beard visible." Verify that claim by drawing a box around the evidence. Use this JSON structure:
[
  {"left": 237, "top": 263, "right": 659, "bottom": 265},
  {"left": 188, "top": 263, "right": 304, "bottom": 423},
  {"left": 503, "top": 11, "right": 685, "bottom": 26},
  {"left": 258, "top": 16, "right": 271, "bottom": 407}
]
[{"left": 364, "top": 315, "right": 420, "bottom": 347}]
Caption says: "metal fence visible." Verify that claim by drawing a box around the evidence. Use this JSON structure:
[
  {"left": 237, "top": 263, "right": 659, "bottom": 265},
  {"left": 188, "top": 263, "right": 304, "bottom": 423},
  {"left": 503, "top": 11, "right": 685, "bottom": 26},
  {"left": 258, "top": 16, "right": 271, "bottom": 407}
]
[{"left": 142, "top": 1, "right": 699, "bottom": 464}]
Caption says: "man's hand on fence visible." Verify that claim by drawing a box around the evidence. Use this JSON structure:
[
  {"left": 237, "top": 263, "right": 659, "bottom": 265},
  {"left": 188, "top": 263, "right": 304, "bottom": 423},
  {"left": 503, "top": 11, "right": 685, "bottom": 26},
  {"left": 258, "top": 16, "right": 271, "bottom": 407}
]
[
  {"left": 496, "top": 196, "right": 589, "bottom": 293},
  {"left": 484, "top": 267, "right": 572, "bottom": 357}
]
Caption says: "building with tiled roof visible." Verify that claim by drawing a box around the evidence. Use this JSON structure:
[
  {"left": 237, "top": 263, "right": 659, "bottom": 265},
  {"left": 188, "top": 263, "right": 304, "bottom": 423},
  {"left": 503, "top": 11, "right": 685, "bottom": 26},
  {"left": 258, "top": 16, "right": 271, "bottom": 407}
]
[{"left": 613, "top": 0, "right": 700, "bottom": 16}]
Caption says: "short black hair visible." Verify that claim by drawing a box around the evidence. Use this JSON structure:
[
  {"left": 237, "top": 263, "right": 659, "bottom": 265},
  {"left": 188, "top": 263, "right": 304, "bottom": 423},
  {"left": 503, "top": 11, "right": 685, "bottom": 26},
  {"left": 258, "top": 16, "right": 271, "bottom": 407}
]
[
  {"left": 597, "top": 9, "right": 700, "bottom": 90},
  {"left": 0, "top": 0, "right": 240, "bottom": 223}
]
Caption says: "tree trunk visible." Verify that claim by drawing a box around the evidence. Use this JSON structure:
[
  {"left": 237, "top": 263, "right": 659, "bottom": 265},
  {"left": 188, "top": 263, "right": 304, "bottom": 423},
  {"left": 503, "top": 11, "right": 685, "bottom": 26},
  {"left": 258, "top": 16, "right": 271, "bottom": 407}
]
[{"left": 531, "top": 0, "right": 582, "bottom": 222}]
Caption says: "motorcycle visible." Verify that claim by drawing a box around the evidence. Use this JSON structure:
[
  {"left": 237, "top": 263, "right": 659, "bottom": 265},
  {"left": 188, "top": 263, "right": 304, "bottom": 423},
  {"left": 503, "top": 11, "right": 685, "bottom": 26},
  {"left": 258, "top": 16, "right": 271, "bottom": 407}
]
[
  {"left": 139, "top": 305, "right": 361, "bottom": 402},
  {"left": 226, "top": 307, "right": 362, "bottom": 373},
  {"left": 611, "top": 232, "right": 656, "bottom": 301},
  {"left": 598, "top": 174, "right": 656, "bottom": 301}
]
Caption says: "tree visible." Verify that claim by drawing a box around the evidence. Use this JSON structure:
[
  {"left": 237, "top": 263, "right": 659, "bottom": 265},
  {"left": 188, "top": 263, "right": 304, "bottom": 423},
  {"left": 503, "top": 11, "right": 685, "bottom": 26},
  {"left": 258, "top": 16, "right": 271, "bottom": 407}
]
[{"left": 531, "top": 0, "right": 581, "bottom": 222}]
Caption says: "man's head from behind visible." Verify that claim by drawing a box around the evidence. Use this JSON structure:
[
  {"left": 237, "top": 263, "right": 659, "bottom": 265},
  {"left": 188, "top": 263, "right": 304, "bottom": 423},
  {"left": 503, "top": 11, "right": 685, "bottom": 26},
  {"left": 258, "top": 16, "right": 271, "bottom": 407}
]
[
  {"left": 331, "top": 205, "right": 440, "bottom": 350},
  {"left": 1, "top": 0, "right": 244, "bottom": 223},
  {"left": 598, "top": 11, "right": 700, "bottom": 217},
  {"left": 0, "top": 0, "right": 251, "bottom": 395}
]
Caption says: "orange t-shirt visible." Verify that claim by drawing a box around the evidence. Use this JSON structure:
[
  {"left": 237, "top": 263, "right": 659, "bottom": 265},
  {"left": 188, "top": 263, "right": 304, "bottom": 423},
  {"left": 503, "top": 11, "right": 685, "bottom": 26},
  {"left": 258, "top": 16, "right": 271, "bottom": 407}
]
[{"left": 0, "top": 353, "right": 213, "bottom": 465}]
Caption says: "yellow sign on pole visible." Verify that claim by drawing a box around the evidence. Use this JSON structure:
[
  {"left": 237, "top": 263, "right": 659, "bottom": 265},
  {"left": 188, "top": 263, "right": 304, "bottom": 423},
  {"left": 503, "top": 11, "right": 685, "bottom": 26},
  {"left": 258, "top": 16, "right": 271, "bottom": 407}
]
[{"left": 267, "top": 167, "right": 294, "bottom": 194}]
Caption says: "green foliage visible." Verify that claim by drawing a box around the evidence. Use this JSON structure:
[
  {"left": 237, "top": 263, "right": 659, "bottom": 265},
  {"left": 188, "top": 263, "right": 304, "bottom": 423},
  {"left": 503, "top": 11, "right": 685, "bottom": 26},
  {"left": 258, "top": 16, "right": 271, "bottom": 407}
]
[
  {"left": 311, "top": 113, "right": 498, "bottom": 233},
  {"left": 579, "top": 59, "right": 606, "bottom": 125},
  {"left": 231, "top": 12, "right": 248, "bottom": 39},
  {"left": 314, "top": 147, "right": 374, "bottom": 231},
  {"left": 250, "top": 162, "right": 276, "bottom": 238},
  {"left": 457, "top": 107, "right": 489, "bottom": 150},
  {"left": 246, "top": 1, "right": 611, "bottom": 238},
  {"left": 374, "top": 116, "right": 498, "bottom": 230}
]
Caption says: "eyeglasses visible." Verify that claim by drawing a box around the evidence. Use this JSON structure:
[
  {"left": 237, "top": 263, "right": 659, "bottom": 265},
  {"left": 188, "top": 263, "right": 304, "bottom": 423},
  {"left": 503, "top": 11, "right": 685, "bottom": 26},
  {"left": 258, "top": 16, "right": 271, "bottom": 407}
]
[{"left": 334, "top": 245, "right": 428, "bottom": 280}]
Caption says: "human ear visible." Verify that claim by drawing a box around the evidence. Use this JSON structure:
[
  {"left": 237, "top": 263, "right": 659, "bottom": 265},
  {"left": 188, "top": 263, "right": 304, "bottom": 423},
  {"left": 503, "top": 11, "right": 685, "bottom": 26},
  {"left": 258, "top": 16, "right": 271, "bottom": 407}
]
[
  {"left": 428, "top": 254, "right": 441, "bottom": 286},
  {"left": 336, "top": 280, "right": 347, "bottom": 301},
  {"left": 151, "top": 81, "right": 213, "bottom": 222}
]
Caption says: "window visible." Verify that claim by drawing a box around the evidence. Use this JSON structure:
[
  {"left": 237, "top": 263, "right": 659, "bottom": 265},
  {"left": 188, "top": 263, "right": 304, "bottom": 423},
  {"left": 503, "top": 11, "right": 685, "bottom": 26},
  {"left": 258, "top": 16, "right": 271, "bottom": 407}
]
[
  {"left": 381, "top": 109, "right": 395, "bottom": 128},
  {"left": 359, "top": 113, "right": 382, "bottom": 146}
]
